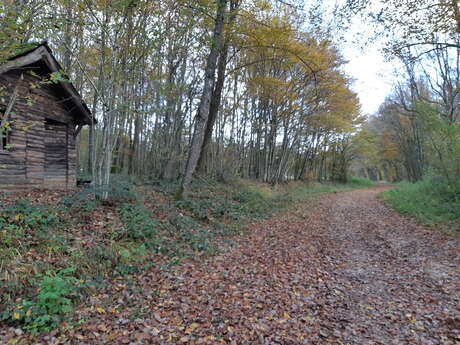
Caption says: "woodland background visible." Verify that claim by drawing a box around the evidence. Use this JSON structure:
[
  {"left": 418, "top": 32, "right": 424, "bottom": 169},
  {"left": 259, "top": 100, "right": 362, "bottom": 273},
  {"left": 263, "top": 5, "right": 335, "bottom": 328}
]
[
  {"left": 1, "top": 0, "right": 459, "bottom": 197},
  {"left": 2, "top": 0, "right": 366, "bottom": 198}
]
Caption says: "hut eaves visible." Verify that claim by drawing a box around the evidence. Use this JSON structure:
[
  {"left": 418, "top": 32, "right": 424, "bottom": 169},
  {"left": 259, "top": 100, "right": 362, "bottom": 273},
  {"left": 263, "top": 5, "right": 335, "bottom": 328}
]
[{"left": 0, "top": 42, "right": 94, "bottom": 125}]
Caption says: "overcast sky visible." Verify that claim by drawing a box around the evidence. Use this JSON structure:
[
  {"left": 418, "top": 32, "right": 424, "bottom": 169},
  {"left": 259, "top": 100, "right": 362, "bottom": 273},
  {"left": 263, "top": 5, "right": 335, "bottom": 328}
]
[
  {"left": 327, "top": 4, "right": 403, "bottom": 116},
  {"left": 303, "top": 0, "right": 405, "bottom": 116},
  {"left": 341, "top": 42, "right": 396, "bottom": 115}
]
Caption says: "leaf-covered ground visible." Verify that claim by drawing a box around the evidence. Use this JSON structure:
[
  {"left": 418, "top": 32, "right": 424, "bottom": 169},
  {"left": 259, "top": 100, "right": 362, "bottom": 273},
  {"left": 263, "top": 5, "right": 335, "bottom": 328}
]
[{"left": 2, "top": 186, "right": 459, "bottom": 344}]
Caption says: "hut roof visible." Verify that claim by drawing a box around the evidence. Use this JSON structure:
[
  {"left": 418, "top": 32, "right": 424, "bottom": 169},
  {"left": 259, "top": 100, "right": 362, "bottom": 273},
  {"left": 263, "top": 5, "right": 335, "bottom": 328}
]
[{"left": 0, "top": 42, "right": 94, "bottom": 125}]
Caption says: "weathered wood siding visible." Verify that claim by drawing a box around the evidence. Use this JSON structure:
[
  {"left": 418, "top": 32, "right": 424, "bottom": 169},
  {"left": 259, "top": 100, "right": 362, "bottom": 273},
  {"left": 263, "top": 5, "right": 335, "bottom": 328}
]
[
  {"left": 0, "top": 69, "right": 77, "bottom": 190},
  {"left": 45, "top": 121, "right": 68, "bottom": 187}
]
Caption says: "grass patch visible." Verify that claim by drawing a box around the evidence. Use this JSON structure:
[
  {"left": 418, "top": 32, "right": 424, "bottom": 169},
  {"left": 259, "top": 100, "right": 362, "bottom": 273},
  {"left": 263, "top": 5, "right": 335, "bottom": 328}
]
[
  {"left": 381, "top": 179, "right": 460, "bottom": 232},
  {"left": 346, "top": 176, "right": 376, "bottom": 187},
  {"left": 278, "top": 177, "right": 376, "bottom": 203}
]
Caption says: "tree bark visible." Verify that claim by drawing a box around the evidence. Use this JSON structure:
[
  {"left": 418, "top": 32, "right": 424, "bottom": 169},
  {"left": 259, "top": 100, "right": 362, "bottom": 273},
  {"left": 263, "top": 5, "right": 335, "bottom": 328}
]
[
  {"left": 196, "top": 0, "right": 240, "bottom": 173},
  {"left": 176, "top": 0, "right": 228, "bottom": 199},
  {"left": 196, "top": 43, "right": 229, "bottom": 173}
]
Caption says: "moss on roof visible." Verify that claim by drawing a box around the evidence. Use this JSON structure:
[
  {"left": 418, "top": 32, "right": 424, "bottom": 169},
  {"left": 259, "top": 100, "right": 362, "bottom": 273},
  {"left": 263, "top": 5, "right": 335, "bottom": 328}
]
[
  {"left": 10, "top": 41, "right": 43, "bottom": 56},
  {"left": 0, "top": 41, "right": 43, "bottom": 64}
]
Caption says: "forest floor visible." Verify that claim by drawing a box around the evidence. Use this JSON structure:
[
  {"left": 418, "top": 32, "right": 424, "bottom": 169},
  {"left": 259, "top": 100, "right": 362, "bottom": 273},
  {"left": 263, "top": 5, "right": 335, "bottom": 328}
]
[{"left": 2, "top": 186, "right": 460, "bottom": 344}]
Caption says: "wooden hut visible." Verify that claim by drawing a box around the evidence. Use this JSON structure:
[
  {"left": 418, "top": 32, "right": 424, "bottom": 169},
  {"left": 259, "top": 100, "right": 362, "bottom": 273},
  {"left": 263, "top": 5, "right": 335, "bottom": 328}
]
[{"left": 0, "top": 43, "right": 94, "bottom": 191}]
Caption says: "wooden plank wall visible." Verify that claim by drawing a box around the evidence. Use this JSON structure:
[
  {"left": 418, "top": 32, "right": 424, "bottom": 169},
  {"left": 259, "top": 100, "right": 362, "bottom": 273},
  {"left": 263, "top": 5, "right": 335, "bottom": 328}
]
[
  {"left": 68, "top": 126, "right": 77, "bottom": 187},
  {"left": 44, "top": 121, "right": 68, "bottom": 187},
  {"left": 0, "top": 69, "right": 78, "bottom": 191}
]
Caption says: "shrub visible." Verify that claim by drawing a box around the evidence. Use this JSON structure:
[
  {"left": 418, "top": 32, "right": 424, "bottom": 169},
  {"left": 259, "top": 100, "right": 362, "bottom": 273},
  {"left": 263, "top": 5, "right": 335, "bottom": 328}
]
[
  {"left": 104, "top": 180, "right": 138, "bottom": 203},
  {"left": 0, "top": 200, "right": 59, "bottom": 231},
  {"left": 71, "top": 245, "right": 120, "bottom": 277},
  {"left": 118, "top": 203, "right": 161, "bottom": 249},
  {"left": 83, "top": 179, "right": 139, "bottom": 206},
  {"left": 167, "top": 213, "right": 201, "bottom": 236},
  {"left": 2, "top": 267, "right": 80, "bottom": 333},
  {"left": 0, "top": 200, "right": 61, "bottom": 249},
  {"left": 116, "top": 242, "right": 149, "bottom": 264},
  {"left": 176, "top": 192, "right": 243, "bottom": 221},
  {"left": 167, "top": 213, "right": 218, "bottom": 255},
  {"left": 175, "top": 198, "right": 212, "bottom": 220},
  {"left": 62, "top": 188, "right": 99, "bottom": 214}
]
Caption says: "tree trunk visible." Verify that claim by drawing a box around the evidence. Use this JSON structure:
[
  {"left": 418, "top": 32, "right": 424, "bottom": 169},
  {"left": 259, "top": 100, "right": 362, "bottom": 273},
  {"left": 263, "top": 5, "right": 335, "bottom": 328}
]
[
  {"left": 196, "top": 0, "right": 240, "bottom": 173},
  {"left": 176, "top": 0, "right": 228, "bottom": 199},
  {"left": 196, "top": 43, "right": 229, "bottom": 173}
]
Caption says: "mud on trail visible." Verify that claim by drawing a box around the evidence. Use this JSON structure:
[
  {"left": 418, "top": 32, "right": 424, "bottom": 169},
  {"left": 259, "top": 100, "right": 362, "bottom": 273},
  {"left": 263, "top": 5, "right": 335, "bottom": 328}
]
[{"left": 5, "top": 187, "right": 460, "bottom": 344}]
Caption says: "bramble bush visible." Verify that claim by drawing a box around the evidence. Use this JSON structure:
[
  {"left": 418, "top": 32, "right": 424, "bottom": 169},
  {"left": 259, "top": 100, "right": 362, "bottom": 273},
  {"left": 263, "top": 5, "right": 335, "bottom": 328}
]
[
  {"left": 118, "top": 203, "right": 161, "bottom": 247},
  {"left": 0, "top": 200, "right": 61, "bottom": 248},
  {"left": 0, "top": 199, "right": 59, "bottom": 231},
  {"left": 2, "top": 267, "right": 80, "bottom": 333}
]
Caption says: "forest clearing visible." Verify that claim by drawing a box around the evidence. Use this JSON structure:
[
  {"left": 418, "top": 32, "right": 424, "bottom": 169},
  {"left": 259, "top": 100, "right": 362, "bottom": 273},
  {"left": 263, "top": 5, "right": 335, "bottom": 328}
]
[{"left": 1, "top": 0, "right": 460, "bottom": 343}]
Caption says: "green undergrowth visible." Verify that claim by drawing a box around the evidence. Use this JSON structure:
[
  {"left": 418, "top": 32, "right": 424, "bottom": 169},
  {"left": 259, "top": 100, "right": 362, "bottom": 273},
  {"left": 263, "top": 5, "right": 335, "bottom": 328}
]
[
  {"left": 381, "top": 179, "right": 460, "bottom": 233},
  {"left": 278, "top": 177, "right": 376, "bottom": 203},
  {"left": 1, "top": 267, "right": 82, "bottom": 333},
  {"left": 346, "top": 176, "right": 377, "bottom": 187},
  {"left": 0, "top": 175, "right": 374, "bottom": 332}
]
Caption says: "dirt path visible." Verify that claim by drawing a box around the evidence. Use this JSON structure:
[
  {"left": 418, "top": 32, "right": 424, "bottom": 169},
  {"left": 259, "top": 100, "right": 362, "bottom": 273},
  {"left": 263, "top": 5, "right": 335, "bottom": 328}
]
[
  {"left": 308, "top": 187, "right": 460, "bottom": 345},
  {"left": 5, "top": 187, "right": 460, "bottom": 344}
]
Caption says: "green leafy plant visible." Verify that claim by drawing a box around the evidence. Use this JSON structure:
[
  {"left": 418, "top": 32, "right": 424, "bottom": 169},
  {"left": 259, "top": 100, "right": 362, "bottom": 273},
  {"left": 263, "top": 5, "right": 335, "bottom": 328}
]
[
  {"left": 118, "top": 203, "right": 161, "bottom": 247},
  {"left": 347, "top": 176, "right": 375, "bottom": 187},
  {"left": 1, "top": 199, "right": 59, "bottom": 230},
  {"left": 62, "top": 188, "right": 99, "bottom": 214},
  {"left": 73, "top": 245, "right": 120, "bottom": 276},
  {"left": 2, "top": 267, "right": 80, "bottom": 333},
  {"left": 0, "top": 200, "right": 61, "bottom": 248},
  {"left": 176, "top": 198, "right": 213, "bottom": 220},
  {"left": 167, "top": 213, "right": 218, "bottom": 255},
  {"left": 232, "top": 187, "right": 275, "bottom": 217},
  {"left": 95, "top": 181, "right": 139, "bottom": 205},
  {"left": 382, "top": 179, "right": 460, "bottom": 231}
]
